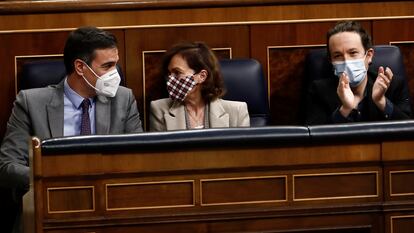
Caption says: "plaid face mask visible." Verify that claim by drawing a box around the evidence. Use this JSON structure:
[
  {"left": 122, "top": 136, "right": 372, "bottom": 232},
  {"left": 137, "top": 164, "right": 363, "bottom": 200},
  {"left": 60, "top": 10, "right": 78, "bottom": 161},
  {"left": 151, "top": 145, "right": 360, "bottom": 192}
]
[{"left": 166, "top": 74, "right": 197, "bottom": 102}]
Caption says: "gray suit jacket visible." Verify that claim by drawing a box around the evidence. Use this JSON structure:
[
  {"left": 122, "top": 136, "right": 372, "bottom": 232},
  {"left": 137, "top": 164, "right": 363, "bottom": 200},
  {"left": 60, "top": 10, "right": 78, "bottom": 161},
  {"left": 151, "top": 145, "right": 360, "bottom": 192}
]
[
  {"left": 150, "top": 98, "right": 250, "bottom": 131},
  {"left": 0, "top": 80, "right": 143, "bottom": 191}
]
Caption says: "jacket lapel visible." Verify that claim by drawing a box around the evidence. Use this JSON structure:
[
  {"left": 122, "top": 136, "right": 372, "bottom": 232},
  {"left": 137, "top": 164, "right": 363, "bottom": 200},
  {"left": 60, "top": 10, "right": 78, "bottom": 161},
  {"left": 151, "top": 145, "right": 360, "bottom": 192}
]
[
  {"left": 95, "top": 95, "right": 110, "bottom": 134},
  {"left": 209, "top": 99, "right": 229, "bottom": 127},
  {"left": 46, "top": 82, "right": 64, "bottom": 138},
  {"left": 165, "top": 101, "right": 186, "bottom": 130}
]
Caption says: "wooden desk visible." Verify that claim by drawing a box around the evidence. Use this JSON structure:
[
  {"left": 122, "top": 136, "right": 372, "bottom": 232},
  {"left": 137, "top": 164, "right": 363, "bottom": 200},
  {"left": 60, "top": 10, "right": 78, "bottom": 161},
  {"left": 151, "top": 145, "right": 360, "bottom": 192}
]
[{"left": 24, "top": 126, "right": 414, "bottom": 233}]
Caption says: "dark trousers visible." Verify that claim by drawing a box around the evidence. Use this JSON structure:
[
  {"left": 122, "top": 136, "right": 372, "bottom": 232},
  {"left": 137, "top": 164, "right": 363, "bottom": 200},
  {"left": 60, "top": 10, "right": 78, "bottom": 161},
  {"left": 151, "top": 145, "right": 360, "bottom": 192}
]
[{"left": 0, "top": 188, "right": 20, "bottom": 233}]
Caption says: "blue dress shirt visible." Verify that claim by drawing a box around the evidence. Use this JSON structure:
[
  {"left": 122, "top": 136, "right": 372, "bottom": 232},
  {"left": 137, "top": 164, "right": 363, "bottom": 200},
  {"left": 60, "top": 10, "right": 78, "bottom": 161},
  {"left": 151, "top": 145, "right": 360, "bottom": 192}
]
[{"left": 63, "top": 78, "right": 96, "bottom": 136}]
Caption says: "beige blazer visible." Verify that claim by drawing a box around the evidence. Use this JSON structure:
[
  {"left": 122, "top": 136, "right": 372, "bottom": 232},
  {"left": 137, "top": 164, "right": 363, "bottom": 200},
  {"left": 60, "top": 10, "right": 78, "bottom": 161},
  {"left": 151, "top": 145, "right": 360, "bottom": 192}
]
[{"left": 150, "top": 98, "right": 250, "bottom": 131}]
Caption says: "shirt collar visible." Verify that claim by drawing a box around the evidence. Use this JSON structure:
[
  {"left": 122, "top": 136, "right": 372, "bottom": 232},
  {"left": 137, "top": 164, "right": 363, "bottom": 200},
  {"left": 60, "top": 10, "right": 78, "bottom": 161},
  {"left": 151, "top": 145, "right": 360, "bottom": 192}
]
[{"left": 64, "top": 78, "right": 94, "bottom": 109}]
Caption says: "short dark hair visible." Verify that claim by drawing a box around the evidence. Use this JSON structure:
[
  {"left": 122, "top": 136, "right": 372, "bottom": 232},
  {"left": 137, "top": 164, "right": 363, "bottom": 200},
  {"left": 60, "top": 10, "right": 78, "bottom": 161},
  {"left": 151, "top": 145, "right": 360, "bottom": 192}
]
[
  {"left": 63, "top": 26, "right": 117, "bottom": 74},
  {"left": 160, "top": 41, "right": 225, "bottom": 102},
  {"left": 327, "top": 21, "right": 372, "bottom": 55}
]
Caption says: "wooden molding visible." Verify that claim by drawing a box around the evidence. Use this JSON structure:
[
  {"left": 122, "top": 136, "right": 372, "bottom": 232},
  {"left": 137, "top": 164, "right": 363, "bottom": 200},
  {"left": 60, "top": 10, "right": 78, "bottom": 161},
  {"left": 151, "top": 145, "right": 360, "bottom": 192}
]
[{"left": 0, "top": 0, "right": 409, "bottom": 14}]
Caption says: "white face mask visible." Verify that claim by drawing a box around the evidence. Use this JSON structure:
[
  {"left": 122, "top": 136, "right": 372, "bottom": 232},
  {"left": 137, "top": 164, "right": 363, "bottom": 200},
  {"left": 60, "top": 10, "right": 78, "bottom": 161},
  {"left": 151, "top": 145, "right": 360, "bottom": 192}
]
[
  {"left": 82, "top": 62, "right": 121, "bottom": 97},
  {"left": 332, "top": 54, "right": 367, "bottom": 87}
]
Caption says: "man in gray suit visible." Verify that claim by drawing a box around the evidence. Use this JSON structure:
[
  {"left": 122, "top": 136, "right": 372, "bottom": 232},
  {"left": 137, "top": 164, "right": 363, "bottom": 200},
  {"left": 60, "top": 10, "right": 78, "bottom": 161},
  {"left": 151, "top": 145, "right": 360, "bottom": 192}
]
[{"left": 0, "top": 26, "right": 143, "bottom": 232}]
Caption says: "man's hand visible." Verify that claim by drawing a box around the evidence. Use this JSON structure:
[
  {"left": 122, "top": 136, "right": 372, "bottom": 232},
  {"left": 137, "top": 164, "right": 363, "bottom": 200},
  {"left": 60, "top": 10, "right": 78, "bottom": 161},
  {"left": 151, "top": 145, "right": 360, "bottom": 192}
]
[
  {"left": 372, "top": 66, "right": 393, "bottom": 111},
  {"left": 337, "top": 73, "right": 356, "bottom": 117}
]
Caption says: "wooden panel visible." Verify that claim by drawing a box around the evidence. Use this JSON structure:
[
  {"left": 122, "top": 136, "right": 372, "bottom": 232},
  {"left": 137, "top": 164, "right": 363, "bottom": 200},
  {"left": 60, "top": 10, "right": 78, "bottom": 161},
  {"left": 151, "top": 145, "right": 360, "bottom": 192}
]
[
  {"left": 40, "top": 144, "right": 380, "bottom": 176},
  {"left": 46, "top": 230, "right": 100, "bottom": 233},
  {"left": 1, "top": 0, "right": 411, "bottom": 15},
  {"left": 251, "top": 22, "right": 336, "bottom": 68},
  {"left": 372, "top": 19, "right": 414, "bottom": 44},
  {"left": 389, "top": 170, "right": 414, "bottom": 197},
  {"left": 293, "top": 171, "right": 378, "bottom": 201},
  {"left": 384, "top": 165, "right": 414, "bottom": 203},
  {"left": 125, "top": 26, "right": 249, "bottom": 129},
  {"left": 44, "top": 213, "right": 380, "bottom": 233},
  {"left": 193, "top": 213, "right": 379, "bottom": 233},
  {"left": 142, "top": 50, "right": 167, "bottom": 116},
  {"left": 268, "top": 46, "right": 324, "bottom": 124},
  {"left": 44, "top": 216, "right": 375, "bottom": 233},
  {"left": 201, "top": 176, "right": 286, "bottom": 205},
  {"left": 372, "top": 20, "right": 414, "bottom": 114},
  {"left": 383, "top": 141, "right": 414, "bottom": 161},
  {"left": 1, "top": 2, "right": 413, "bottom": 31},
  {"left": 391, "top": 215, "right": 414, "bottom": 233},
  {"left": 106, "top": 181, "right": 194, "bottom": 210},
  {"left": 47, "top": 186, "right": 94, "bottom": 213}
]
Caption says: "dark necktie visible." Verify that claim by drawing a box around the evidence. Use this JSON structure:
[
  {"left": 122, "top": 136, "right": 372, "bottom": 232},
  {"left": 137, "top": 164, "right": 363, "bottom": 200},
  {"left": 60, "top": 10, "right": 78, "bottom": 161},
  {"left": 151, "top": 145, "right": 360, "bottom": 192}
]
[{"left": 80, "top": 99, "right": 91, "bottom": 135}]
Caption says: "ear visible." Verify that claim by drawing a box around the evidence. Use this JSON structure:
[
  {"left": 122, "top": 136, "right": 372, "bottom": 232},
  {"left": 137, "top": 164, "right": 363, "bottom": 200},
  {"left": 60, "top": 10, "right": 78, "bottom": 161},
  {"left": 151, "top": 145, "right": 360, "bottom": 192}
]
[
  {"left": 74, "top": 59, "right": 85, "bottom": 76},
  {"left": 366, "top": 48, "right": 374, "bottom": 64},
  {"left": 197, "top": 69, "right": 208, "bottom": 83}
]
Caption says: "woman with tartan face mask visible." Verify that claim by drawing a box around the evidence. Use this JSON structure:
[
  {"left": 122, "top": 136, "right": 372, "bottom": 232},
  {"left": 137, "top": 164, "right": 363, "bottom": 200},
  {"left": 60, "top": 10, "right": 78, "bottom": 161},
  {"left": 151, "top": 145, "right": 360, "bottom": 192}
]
[
  {"left": 149, "top": 41, "right": 250, "bottom": 131},
  {"left": 166, "top": 70, "right": 199, "bottom": 102}
]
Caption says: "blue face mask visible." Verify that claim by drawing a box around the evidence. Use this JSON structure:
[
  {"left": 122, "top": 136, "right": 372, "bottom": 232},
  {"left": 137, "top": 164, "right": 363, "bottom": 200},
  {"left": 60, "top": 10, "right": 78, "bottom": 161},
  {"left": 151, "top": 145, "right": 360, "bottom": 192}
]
[{"left": 332, "top": 56, "right": 367, "bottom": 87}]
